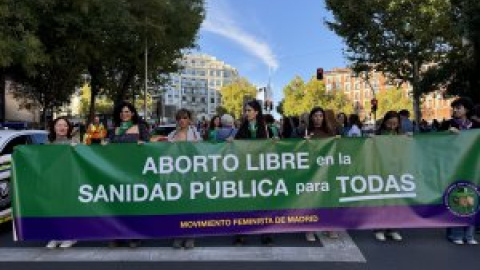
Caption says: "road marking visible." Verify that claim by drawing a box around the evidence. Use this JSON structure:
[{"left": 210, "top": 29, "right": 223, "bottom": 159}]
[{"left": 0, "top": 232, "right": 365, "bottom": 262}]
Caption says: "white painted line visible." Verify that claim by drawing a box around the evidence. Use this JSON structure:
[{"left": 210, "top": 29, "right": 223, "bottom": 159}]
[{"left": 339, "top": 193, "right": 417, "bottom": 203}]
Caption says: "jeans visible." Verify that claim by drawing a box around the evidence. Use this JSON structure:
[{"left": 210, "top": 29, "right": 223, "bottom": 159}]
[{"left": 447, "top": 226, "right": 475, "bottom": 241}]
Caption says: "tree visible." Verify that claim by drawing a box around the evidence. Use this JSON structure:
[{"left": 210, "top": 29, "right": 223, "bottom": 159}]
[
  {"left": 0, "top": 0, "right": 47, "bottom": 121},
  {"left": 216, "top": 106, "right": 228, "bottom": 116},
  {"left": 325, "top": 0, "right": 459, "bottom": 123},
  {"left": 4, "top": 0, "right": 205, "bottom": 125},
  {"left": 276, "top": 100, "right": 284, "bottom": 116},
  {"left": 281, "top": 76, "right": 354, "bottom": 117},
  {"left": 75, "top": 0, "right": 205, "bottom": 121},
  {"left": 220, "top": 77, "right": 257, "bottom": 119},
  {"left": 283, "top": 76, "right": 306, "bottom": 116},
  {"left": 421, "top": 0, "right": 480, "bottom": 103},
  {"left": 365, "top": 88, "right": 413, "bottom": 118},
  {"left": 79, "top": 84, "right": 113, "bottom": 117}
]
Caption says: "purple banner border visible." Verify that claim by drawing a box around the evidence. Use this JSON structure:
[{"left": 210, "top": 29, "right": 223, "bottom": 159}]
[{"left": 15, "top": 205, "right": 479, "bottom": 241}]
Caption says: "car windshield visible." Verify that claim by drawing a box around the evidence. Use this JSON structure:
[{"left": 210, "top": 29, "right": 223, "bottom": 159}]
[{"left": 152, "top": 126, "right": 176, "bottom": 136}]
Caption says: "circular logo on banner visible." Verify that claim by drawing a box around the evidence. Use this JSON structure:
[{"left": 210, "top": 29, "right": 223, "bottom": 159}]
[{"left": 444, "top": 181, "right": 480, "bottom": 217}]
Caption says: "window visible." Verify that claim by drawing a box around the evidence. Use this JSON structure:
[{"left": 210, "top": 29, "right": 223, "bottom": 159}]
[
  {"left": 30, "top": 134, "right": 47, "bottom": 145},
  {"left": 211, "top": 98, "right": 215, "bottom": 103}
]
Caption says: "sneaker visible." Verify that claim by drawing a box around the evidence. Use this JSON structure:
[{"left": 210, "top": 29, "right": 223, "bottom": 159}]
[
  {"left": 261, "top": 235, "right": 274, "bottom": 246},
  {"left": 59, "top": 240, "right": 77, "bottom": 248},
  {"left": 305, "top": 232, "right": 316, "bottom": 242},
  {"left": 466, "top": 239, "right": 478, "bottom": 245},
  {"left": 172, "top": 238, "right": 183, "bottom": 249},
  {"left": 128, "top": 240, "right": 140, "bottom": 248},
  {"left": 46, "top": 240, "right": 59, "bottom": 249},
  {"left": 184, "top": 238, "right": 195, "bottom": 249},
  {"left": 451, "top": 239, "right": 464, "bottom": 245},
  {"left": 374, "top": 231, "right": 386, "bottom": 241},
  {"left": 108, "top": 240, "right": 121, "bottom": 248},
  {"left": 324, "top": 231, "right": 339, "bottom": 239},
  {"left": 233, "top": 236, "right": 246, "bottom": 246},
  {"left": 388, "top": 231, "right": 403, "bottom": 241}
]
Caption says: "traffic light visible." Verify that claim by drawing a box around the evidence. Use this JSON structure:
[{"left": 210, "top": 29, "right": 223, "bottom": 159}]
[
  {"left": 371, "top": 98, "right": 378, "bottom": 113},
  {"left": 316, "top": 68, "right": 324, "bottom": 80}
]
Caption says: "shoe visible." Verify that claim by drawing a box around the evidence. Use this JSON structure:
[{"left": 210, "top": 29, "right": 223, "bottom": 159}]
[
  {"left": 46, "top": 240, "right": 59, "bottom": 249},
  {"left": 172, "top": 238, "right": 183, "bottom": 249},
  {"left": 261, "top": 235, "right": 274, "bottom": 246},
  {"left": 451, "top": 239, "right": 464, "bottom": 245},
  {"left": 184, "top": 238, "right": 195, "bottom": 249},
  {"left": 59, "top": 240, "right": 77, "bottom": 248},
  {"left": 233, "top": 236, "right": 246, "bottom": 246},
  {"left": 108, "top": 240, "right": 121, "bottom": 248},
  {"left": 466, "top": 239, "right": 478, "bottom": 245},
  {"left": 325, "top": 231, "right": 339, "bottom": 239},
  {"left": 388, "top": 231, "right": 403, "bottom": 241},
  {"left": 374, "top": 231, "right": 386, "bottom": 241},
  {"left": 305, "top": 232, "right": 316, "bottom": 242},
  {"left": 128, "top": 240, "right": 140, "bottom": 248}
]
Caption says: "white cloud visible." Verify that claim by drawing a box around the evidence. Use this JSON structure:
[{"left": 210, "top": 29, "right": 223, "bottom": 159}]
[{"left": 202, "top": 1, "right": 279, "bottom": 71}]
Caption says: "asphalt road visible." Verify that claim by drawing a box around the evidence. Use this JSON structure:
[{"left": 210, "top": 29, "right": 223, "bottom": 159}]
[{"left": 0, "top": 222, "right": 479, "bottom": 270}]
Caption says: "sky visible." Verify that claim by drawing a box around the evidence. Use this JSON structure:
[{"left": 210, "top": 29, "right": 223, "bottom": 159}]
[{"left": 195, "top": 0, "right": 348, "bottom": 105}]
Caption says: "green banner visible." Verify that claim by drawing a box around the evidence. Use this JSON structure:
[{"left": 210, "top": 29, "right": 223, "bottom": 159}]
[{"left": 12, "top": 131, "right": 480, "bottom": 240}]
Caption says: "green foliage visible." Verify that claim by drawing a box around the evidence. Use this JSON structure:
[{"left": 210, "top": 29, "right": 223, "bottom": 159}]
[
  {"left": 0, "top": 0, "right": 205, "bottom": 123},
  {"left": 325, "top": 0, "right": 460, "bottom": 121},
  {"left": 220, "top": 77, "right": 257, "bottom": 119},
  {"left": 365, "top": 88, "right": 413, "bottom": 118},
  {"left": 281, "top": 76, "right": 354, "bottom": 117},
  {"left": 216, "top": 106, "right": 228, "bottom": 116}
]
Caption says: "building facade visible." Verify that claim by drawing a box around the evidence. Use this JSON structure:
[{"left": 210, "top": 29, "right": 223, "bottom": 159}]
[
  {"left": 159, "top": 54, "right": 239, "bottom": 121},
  {"left": 323, "top": 68, "right": 454, "bottom": 121}
]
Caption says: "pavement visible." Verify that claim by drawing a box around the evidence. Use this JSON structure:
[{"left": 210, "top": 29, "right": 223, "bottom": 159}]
[{"left": 0, "top": 222, "right": 479, "bottom": 270}]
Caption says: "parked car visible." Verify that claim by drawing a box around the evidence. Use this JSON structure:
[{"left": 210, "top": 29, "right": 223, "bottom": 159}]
[
  {"left": 150, "top": 124, "right": 176, "bottom": 142},
  {"left": 0, "top": 130, "right": 48, "bottom": 225}
]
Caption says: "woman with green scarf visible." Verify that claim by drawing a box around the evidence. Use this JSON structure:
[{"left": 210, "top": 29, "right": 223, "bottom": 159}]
[{"left": 106, "top": 101, "right": 149, "bottom": 248}]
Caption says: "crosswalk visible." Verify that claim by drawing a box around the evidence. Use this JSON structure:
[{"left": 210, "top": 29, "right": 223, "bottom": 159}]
[{"left": 0, "top": 232, "right": 366, "bottom": 262}]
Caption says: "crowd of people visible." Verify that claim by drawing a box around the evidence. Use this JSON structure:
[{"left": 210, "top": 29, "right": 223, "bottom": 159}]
[{"left": 44, "top": 97, "right": 480, "bottom": 249}]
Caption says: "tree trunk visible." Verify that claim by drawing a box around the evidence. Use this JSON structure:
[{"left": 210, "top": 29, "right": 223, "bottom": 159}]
[
  {"left": 412, "top": 60, "right": 422, "bottom": 124},
  {"left": 87, "top": 67, "right": 101, "bottom": 125},
  {"left": 0, "top": 73, "right": 5, "bottom": 123}
]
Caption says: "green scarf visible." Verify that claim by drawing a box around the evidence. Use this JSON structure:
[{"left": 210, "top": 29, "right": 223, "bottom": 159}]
[
  {"left": 117, "top": 121, "right": 133, "bottom": 136},
  {"left": 248, "top": 121, "right": 257, "bottom": 139}
]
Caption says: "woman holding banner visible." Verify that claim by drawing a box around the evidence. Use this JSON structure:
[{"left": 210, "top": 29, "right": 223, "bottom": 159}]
[
  {"left": 233, "top": 99, "right": 274, "bottom": 246},
  {"left": 372, "top": 111, "right": 404, "bottom": 242},
  {"left": 46, "top": 117, "right": 79, "bottom": 249},
  {"left": 105, "top": 101, "right": 149, "bottom": 248},
  {"left": 304, "top": 107, "right": 338, "bottom": 241},
  {"left": 168, "top": 108, "right": 202, "bottom": 249},
  {"left": 445, "top": 97, "right": 478, "bottom": 245}
]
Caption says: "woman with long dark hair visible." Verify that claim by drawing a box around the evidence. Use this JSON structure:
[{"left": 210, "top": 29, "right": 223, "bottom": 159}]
[
  {"left": 234, "top": 100, "right": 273, "bottom": 246},
  {"left": 105, "top": 101, "right": 149, "bottom": 248},
  {"left": 304, "top": 107, "right": 338, "bottom": 241},
  {"left": 305, "top": 107, "right": 336, "bottom": 138},
  {"left": 235, "top": 100, "right": 268, "bottom": 140},
  {"left": 372, "top": 110, "right": 404, "bottom": 242},
  {"left": 108, "top": 101, "right": 149, "bottom": 144},
  {"left": 206, "top": 115, "right": 222, "bottom": 141}
]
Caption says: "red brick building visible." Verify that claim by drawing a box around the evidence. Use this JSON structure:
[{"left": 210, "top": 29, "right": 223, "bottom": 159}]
[{"left": 323, "top": 68, "right": 453, "bottom": 121}]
